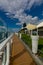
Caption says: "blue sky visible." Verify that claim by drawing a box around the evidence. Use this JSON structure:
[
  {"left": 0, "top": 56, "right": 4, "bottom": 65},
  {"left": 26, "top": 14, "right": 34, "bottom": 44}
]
[
  {"left": 24, "top": 4, "right": 43, "bottom": 19},
  {"left": 0, "top": 10, "right": 21, "bottom": 32},
  {"left": 0, "top": 0, "right": 43, "bottom": 32}
]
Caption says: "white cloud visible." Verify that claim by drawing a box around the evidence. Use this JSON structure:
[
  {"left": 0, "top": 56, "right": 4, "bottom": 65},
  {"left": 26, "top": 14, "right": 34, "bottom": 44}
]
[
  {"left": 0, "top": 18, "right": 6, "bottom": 26},
  {"left": 27, "top": 0, "right": 43, "bottom": 10},
  {"left": 0, "top": 0, "right": 28, "bottom": 14},
  {"left": 0, "top": 0, "right": 43, "bottom": 26},
  {"left": 34, "top": 0, "right": 43, "bottom": 5},
  {"left": 39, "top": 19, "right": 43, "bottom": 23},
  {"left": 0, "top": 26, "right": 6, "bottom": 29},
  {"left": 16, "top": 23, "right": 22, "bottom": 25},
  {"left": 0, "top": 0, "right": 43, "bottom": 15},
  {"left": 15, "top": 13, "right": 39, "bottom": 25},
  {"left": 25, "top": 16, "right": 39, "bottom": 25},
  {"left": 11, "top": 28, "right": 20, "bottom": 32}
]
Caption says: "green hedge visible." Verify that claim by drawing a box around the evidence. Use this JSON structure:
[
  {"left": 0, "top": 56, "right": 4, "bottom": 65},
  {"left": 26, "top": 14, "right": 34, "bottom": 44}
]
[
  {"left": 21, "top": 34, "right": 32, "bottom": 48},
  {"left": 21, "top": 34, "right": 43, "bottom": 57}
]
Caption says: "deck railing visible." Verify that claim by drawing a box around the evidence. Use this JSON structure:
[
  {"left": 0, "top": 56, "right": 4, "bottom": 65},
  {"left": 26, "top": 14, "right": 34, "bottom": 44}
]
[{"left": 0, "top": 34, "right": 13, "bottom": 65}]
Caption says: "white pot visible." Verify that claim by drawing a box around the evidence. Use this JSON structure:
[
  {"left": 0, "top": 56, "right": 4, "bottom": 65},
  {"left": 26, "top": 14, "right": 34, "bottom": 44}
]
[{"left": 31, "top": 35, "right": 39, "bottom": 54}]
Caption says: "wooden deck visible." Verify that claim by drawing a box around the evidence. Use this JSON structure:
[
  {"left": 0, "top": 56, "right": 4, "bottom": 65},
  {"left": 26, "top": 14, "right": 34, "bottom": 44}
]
[{"left": 10, "top": 34, "right": 37, "bottom": 65}]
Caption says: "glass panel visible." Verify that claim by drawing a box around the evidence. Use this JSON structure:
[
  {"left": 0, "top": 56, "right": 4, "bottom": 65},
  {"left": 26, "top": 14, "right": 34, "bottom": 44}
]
[{"left": 0, "top": 19, "right": 7, "bottom": 43}]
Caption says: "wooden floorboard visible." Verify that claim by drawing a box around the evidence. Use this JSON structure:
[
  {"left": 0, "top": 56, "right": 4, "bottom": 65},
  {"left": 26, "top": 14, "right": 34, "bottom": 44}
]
[{"left": 9, "top": 34, "right": 37, "bottom": 65}]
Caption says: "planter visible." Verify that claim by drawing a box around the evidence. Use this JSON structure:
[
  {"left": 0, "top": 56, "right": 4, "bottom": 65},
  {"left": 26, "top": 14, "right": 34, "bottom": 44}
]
[{"left": 31, "top": 35, "right": 39, "bottom": 54}]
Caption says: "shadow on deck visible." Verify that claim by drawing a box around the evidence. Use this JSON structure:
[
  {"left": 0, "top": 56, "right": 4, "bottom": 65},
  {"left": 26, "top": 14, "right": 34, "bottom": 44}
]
[{"left": 9, "top": 34, "right": 37, "bottom": 65}]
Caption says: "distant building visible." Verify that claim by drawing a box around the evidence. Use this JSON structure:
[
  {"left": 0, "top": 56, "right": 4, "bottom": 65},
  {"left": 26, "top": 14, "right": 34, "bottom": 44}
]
[
  {"left": 38, "top": 27, "right": 43, "bottom": 36},
  {"left": 37, "top": 22, "right": 43, "bottom": 36}
]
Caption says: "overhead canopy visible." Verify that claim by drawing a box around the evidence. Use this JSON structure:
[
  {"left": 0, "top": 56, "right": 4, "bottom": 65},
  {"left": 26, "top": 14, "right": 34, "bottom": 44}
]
[
  {"left": 37, "top": 22, "right": 43, "bottom": 28},
  {"left": 26, "top": 23, "right": 36, "bottom": 30}
]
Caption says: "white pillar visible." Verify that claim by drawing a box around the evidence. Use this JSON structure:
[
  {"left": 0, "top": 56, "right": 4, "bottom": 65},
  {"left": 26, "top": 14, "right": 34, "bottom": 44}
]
[
  {"left": 31, "top": 36, "right": 39, "bottom": 54},
  {"left": 37, "top": 28, "right": 38, "bottom": 35},
  {"left": 2, "top": 50, "right": 5, "bottom": 65},
  {"left": 20, "top": 33, "right": 21, "bottom": 39},
  {"left": 31, "top": 30, "right": 32, "bottom": 35},
  {"left": 0, "top": 52, "right": 4, "bottom": 65},
  {"left": 6, "top": 42, "right": 10, "bottom": 65}
]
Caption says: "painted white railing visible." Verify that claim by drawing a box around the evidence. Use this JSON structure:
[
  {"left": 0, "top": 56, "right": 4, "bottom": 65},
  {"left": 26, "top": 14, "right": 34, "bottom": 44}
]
[{"left": 0, "top": 34, "right": 13, "bottom": 65}]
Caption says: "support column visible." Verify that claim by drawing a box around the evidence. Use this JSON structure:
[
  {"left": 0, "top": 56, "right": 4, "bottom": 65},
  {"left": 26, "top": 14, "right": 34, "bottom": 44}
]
[
  {"left": 6, "top": 42, "right": 10, "bottom": 65},
  {"left": 0, "top": 52, "right": 4, "bottom": 65}
]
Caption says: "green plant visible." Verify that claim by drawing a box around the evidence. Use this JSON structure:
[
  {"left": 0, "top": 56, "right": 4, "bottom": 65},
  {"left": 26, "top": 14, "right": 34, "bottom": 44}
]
[
  {"left": 21, "top": 34, "right": 32, "bottom": 48},
  {"left": 21, "top": 33, "right": 43, "bottom": 57}
]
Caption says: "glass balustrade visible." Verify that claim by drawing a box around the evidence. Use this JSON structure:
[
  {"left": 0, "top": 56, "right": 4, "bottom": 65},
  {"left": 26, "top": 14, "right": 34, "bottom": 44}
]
[
  {"left": 0, "top": 18, "right": 13, "bottom": 65},
  {"left": 0, "top": 19, "right": 7, "bottom": 43}
]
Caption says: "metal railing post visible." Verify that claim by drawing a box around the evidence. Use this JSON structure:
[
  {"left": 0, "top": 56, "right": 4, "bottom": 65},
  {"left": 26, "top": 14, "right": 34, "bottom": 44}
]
[{"left": 6, "top": 42, "right": 10, "bottom": 65}]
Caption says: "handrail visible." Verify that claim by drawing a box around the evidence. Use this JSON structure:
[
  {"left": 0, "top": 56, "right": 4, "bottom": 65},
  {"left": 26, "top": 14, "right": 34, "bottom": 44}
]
[
  {"left": 0, "top": 34, "right": 13, "bottom": 51},
  {"left": 0, "top": 33, "right": 14, "bottom": 65}
]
